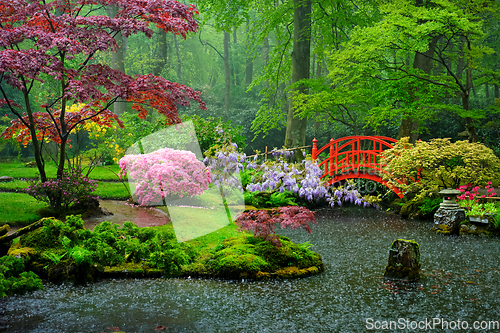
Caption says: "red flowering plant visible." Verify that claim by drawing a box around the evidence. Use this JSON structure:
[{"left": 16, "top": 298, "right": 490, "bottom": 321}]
[
  {"left": 457, "top": 182, "right": 498, "bottom": 217},
  {"left": 235, "top": 206, "right": 316, "bottom": 248}
]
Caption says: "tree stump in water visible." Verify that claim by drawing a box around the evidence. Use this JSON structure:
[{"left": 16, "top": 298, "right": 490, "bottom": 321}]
[{"left": 384, "top": 239, "right": 420, "bottom": 281}]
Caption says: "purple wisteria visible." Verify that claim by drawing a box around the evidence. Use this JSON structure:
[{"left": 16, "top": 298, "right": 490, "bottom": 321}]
[{"left": 244, "top": 154, "right": 370, "bottom": 208}]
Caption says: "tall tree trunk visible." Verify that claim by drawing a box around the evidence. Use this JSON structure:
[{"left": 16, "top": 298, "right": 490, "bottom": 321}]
[
  {"left": 152, "top": 29, "right": 167, "bottom": 77},
  {"left": 464, "top": 38, "right": 477, "bottom": 142},
  {"left": 284, "top": 0, "right": 311, "bottom": 149},
  {"left": 223, "top": 31, "right": 231, "bottom": 118},
  {"left": 173, "top": 34, "right": 182, "bottom": 82},
  {"left": 23, "top": 91, "right": 47, "bottom": 182},
  {"left": 106, "top": 6, "right": 127, "bottom": 116},
  {"left": 398, "top": 35, "right": 440, "bottom": 143},
  {"left": 245, "top": 21, "right": 253, "bottom": 88},
  {"left": 232, "top": 29, "right": 240, "bottom": 87}
]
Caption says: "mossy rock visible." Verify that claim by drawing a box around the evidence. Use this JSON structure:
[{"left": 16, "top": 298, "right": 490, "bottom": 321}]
[
  {"left": 101, "top": 263, "right": 163, "bottom": 279},
  {"left": 20, "top": 217, "right": 64, "bottom": 250},
  {"left": 7, "top": 245, "right": 36, "bottom": 259},
  {"left": 275, "top": 266, "right": 320, "bottom": 279},
  {"left": 206, "top": 235, "right": 324, "bottom": 280},
  {"left": 384, "top": 239, "right": 420, "bottom": 281},
  {"left": 460, "top": 224, "right": 495, "bottom": 237},
  {"left": 0, "top": 224, "right": 10, "bottom": 237},
  {"left": 433, "top": 224, "right": 454, "bottom": 235}
]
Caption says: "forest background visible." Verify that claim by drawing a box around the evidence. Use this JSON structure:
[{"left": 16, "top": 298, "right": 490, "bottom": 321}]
[{"left": 1, "top": 0, "right": 500, "bottom": 160}]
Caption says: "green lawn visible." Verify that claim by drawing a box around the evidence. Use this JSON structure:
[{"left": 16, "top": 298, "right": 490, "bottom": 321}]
[
  {"left": 0, "top": 180, "right": 30, "bottom": 190},
  {"left": 0, "top": 161, "right": 125, "bottom": 181},
  {"left": 94, "top": 181, "right": 131, "bottom": 199},
  {"left": 0, "top": 161, "right": 58, "bottom": 179},
  {"left": 0, "top": 192, "right": 47, "bottom": 226}
]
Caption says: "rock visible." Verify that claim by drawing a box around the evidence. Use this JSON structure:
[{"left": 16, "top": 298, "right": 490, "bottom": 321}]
[
  {"left": 460, "top": 223, "right": 494, "bottom": 236},
  {"left": 433, "top": 207, "right": 465, "bottom": 235},
  {"left": 24, "top": 161, "right": 37, "bottom": 168},
  {"left": 384, "top": 239, "right": 420, "bottom": 281},
  {"left": 0, "top": 224, "right": 10, "bottom": 237},
  {"left": 0, "top": 176, "right": 14, "bottom": 182}
]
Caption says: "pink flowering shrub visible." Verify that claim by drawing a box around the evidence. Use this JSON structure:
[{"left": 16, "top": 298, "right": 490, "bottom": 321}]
[
  {"left": 25, "top": 167, "right": 98, "bottom": 210},
  {"left": 119, "top": 148, "right": 211, "bottom": 206},
  {"left": 235, "top": 206, "right": 316, "bottom": 247}
]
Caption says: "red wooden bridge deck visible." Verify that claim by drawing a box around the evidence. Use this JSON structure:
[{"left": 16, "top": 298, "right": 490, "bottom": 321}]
[{"left": 312, "top": 136, "right": 404, "bottom": 198}]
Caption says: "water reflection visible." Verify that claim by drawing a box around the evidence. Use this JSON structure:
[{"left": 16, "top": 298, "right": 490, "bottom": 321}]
[{"left": 2, "top": 207, "right": 500, "bottom": 332}]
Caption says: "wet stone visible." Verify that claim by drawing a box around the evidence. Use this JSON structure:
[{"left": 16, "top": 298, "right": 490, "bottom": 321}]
[
  {"left": 433, "top": 207, "right": 465, "bottom": 235},
  {"left": 0, "top": 176, "right": 14, "bottom": 182},
  {"left": 384, "top": 239, "right": 420, "bottom": 281}
]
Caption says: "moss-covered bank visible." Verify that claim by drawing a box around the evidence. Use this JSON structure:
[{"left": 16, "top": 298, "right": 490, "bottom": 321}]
[{"left": 2, "top": 215, "right": 323, "bottom": 290}]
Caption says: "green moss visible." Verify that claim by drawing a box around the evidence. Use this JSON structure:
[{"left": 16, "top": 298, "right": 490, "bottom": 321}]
[
  {"left": 7, "top": 246, "right": 36, "bottom": 258},
  {"left": 18, "top": 216, "right": 324, "bottom": 283},
  {"left": 433, "top": 224, "right": 453, "bottom": 235},
  {"left": 205, "top": 234, "right": 323, "bottom": 279}
]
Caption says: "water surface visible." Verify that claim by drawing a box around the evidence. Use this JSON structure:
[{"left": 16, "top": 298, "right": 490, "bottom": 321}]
[{"left": 1, "top": 207, "right": 499, "bottom": 332}]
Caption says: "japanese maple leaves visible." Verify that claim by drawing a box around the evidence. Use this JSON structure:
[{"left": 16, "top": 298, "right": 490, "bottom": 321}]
[
  {"left": 0, "top": 0, "right": 205, "bottom": 146},
  {"left": 236, "top": 207, "right": 316, "bottom": 247}
]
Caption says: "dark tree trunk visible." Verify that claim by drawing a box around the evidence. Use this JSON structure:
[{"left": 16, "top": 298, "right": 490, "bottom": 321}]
[
  {"left": 398, "top": 35, "right": 440, "bottom": 143},
  {"left": 284, "top": 0, "right": 311, "bottom": 149},
  {"left": 106, "top": 6, "right": 127, "bottom": 116},
  {"left": 224, "top": 32, "right": 231, "bottom": 118},
  {"left": 152, "top": 29, "right": 167, "bottom": 77},
  {"left": 173, "top": 34, "right": 182, "bottom": 82},
  {"left": 232, "top": 29, "right": 240, "bottom": 87},
  {"left": 23, "top": 91, "right": 47, "bottom": 182},
  {"left": 245, "top": 22, "right": 253, "bottom": 88}
]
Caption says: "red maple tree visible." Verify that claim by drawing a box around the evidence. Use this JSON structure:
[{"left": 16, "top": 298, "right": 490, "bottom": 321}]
[{"left": 0, "top": 0, "right": 206, "bottom": 185}]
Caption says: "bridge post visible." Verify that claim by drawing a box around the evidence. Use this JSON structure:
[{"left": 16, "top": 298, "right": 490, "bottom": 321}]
[
  {"left": 329, "top": 138, "right": 334, "bottom": 177},
  {"left": 312, "top": 138, "right": 317, "bottom": 160}
]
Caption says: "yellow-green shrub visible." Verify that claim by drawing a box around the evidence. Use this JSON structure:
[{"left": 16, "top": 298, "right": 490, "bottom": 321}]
[{"left": 381, "top": 138, "right": 500, "bottom": 202}]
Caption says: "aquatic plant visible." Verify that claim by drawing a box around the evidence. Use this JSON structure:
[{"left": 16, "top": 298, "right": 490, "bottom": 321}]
[{"left": 119, "top": 148, "right": 211, "bottom": 206}]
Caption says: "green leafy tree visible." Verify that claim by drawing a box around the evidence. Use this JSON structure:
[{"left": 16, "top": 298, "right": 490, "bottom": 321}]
[{"left": 299, "top": 0, "right": 500, "bottom": 142}]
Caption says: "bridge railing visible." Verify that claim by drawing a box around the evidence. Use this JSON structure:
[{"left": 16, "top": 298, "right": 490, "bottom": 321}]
[{"left": 312, "top": 136, "right": 398, "bottom": 180}]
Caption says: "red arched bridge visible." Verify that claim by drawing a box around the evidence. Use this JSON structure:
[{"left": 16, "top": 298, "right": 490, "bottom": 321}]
[{"left": 312, "top": 136, "right": 404, "bottom": 198}]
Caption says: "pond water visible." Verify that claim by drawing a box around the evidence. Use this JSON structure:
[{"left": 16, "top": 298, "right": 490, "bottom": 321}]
[{"left": 1, "top": 207, "right": 500, "bottom": 332}]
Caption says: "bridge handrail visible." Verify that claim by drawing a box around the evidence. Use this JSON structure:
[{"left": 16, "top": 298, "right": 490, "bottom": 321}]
[
  {"left": 312, "top": 135, "right": 404, "bottom": 198},
  {"left": 312, "top": 135, "right": 398, "bottom": 160}
]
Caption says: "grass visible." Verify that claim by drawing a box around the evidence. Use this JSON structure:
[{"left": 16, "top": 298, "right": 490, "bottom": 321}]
[
  {"left": 0, "top": 192, "right": 47, "bottom": 226},
  {"left": 94, "top": 181, "right": 131, "bottom": 199},
  {"left": 0, "top": 160, "right": 125, "bottom": 181},
  {"left": 0, "top": 161, "right": 57, "bottom": 179},
  {"left": 0, "top": 179, "right": 30, "bottom": 190}
]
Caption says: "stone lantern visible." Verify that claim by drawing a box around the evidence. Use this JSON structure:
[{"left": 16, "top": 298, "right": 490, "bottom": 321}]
[
  {"left": 433, "top": 188, "right": 465, "bottom": 235},
  {"left": 439, "top": 188, "right": 461, "bottom": 209}
]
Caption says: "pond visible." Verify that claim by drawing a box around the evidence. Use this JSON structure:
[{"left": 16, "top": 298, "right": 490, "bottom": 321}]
[{"left": 1, "top": 207, "right": 500, "bottom": 332}]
